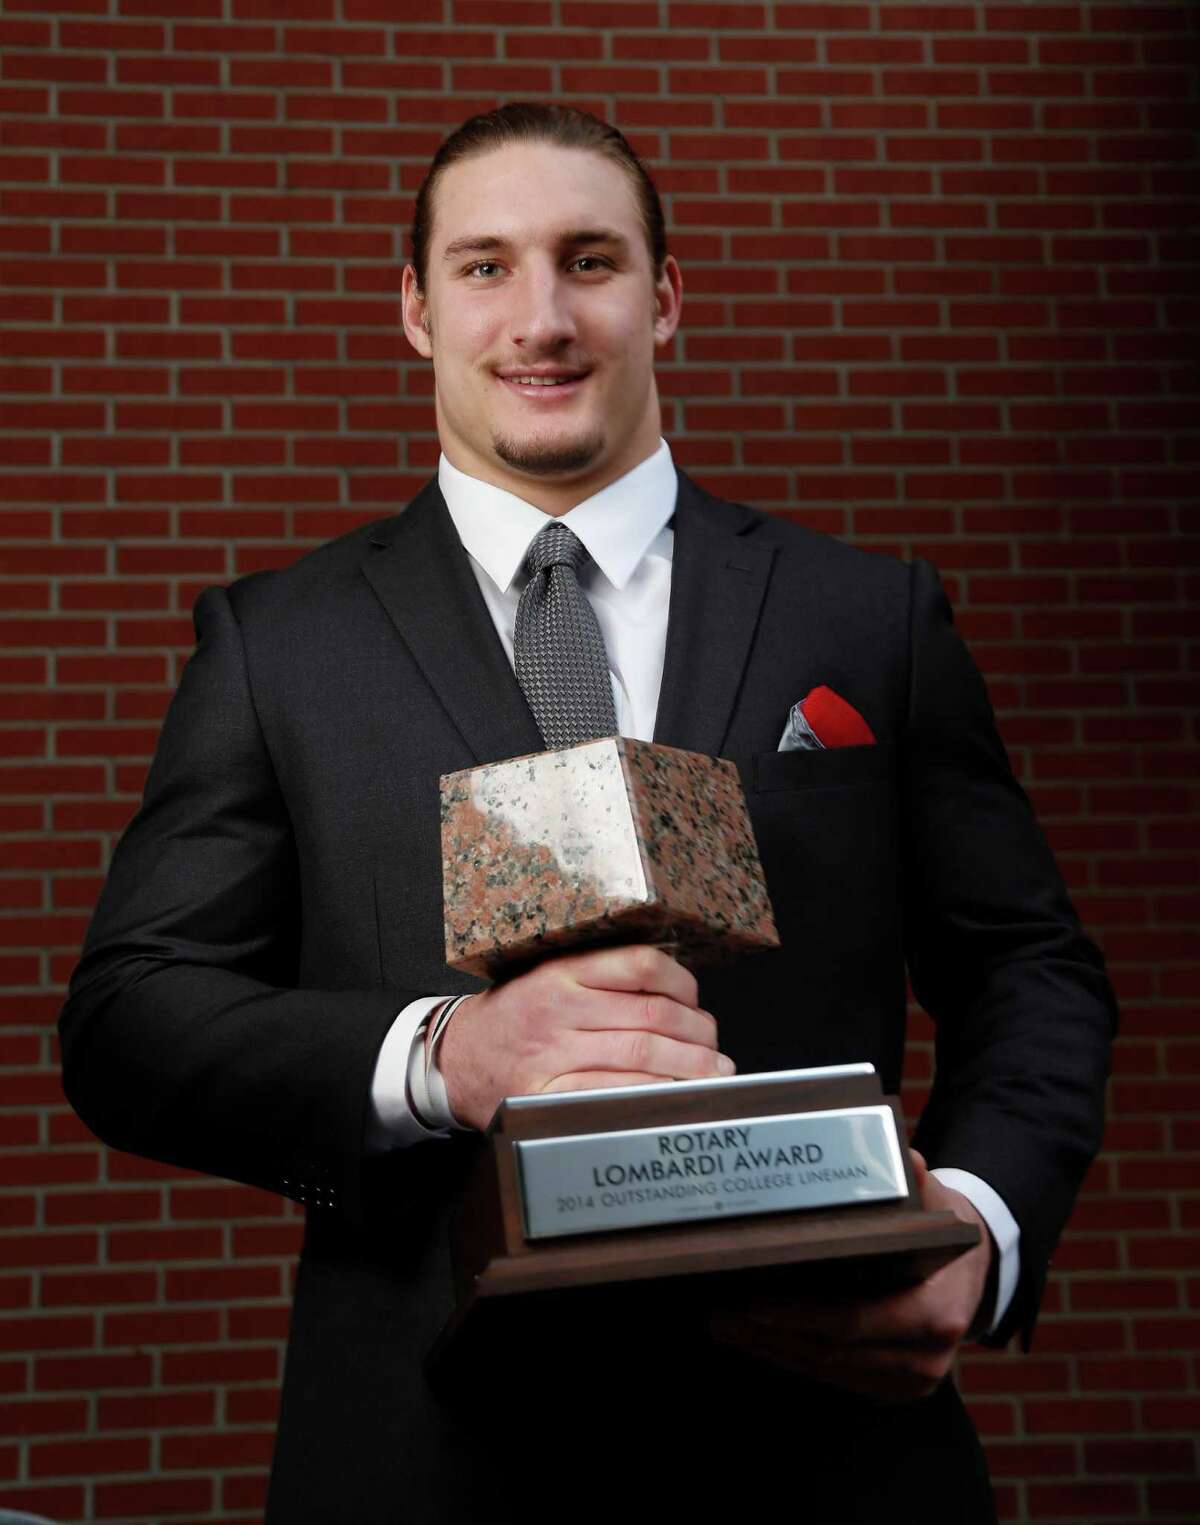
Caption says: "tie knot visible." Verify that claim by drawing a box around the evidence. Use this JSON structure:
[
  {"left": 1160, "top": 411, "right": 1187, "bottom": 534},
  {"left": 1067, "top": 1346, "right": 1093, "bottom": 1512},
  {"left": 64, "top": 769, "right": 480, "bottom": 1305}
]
[{"left": 524, "top": 521, "right": 589, "bottom": 578}]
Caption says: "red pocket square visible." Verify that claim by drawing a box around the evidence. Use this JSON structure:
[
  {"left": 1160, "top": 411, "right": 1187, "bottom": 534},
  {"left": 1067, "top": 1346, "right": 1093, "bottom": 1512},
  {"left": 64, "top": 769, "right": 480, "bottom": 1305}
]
[{"left": 795, "top": 685, "right": 876, "bottom": 749}]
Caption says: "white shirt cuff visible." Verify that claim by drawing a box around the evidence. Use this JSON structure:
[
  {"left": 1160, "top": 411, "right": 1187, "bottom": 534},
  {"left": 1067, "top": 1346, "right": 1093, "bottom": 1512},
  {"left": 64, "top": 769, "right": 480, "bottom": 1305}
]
[
  {"left": 366, "top": 996, "right": 451, "bottom": 1152},
  {"left": 931, "top": 1166, "right": 1020, "bottom": 1334}
]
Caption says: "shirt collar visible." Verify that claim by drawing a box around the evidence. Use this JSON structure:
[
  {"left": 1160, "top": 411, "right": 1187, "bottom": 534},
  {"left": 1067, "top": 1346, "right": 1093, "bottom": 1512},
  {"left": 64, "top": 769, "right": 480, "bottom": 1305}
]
[{"left": 438, "top": 440, "right": 677, "bottom": 594}]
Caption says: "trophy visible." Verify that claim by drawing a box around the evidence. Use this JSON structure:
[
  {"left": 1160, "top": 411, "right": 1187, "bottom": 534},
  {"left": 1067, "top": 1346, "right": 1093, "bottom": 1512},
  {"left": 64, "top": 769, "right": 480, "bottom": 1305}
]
[{"left": 427, "top": 737, "right": 977, "bottom": 1381}]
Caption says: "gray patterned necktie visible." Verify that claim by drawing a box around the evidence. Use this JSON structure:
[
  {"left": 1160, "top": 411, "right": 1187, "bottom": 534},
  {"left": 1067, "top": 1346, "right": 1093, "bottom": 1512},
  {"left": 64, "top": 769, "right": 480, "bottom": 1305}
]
[{"left": 514, "top": 521, "right": 619, "bottom": 750}]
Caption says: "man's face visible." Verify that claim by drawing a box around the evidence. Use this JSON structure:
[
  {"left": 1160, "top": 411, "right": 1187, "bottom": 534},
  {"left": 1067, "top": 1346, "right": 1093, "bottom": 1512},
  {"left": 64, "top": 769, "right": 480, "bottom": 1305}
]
[{"left": 402, "top": 140, "right": 682, "bottom": 510}]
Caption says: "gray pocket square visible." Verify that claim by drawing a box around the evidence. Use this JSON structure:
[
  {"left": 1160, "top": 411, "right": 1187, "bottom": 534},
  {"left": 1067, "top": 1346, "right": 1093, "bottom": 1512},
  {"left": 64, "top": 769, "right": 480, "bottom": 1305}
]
[{"left": 778, "top": 702, "right": 824, "bottom": 753}]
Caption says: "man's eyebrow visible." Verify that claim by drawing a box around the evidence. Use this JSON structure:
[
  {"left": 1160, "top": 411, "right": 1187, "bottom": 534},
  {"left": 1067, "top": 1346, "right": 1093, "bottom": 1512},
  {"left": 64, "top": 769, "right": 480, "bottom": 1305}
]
[
  {"left": 441, "top": 235, "right": 508, "bottom": 261},
  {"left": 558, "top": 228, "right": 630, "bottom": 252},
  {"left": 440, "top": 229, "right": 632, "bottom": 261}
]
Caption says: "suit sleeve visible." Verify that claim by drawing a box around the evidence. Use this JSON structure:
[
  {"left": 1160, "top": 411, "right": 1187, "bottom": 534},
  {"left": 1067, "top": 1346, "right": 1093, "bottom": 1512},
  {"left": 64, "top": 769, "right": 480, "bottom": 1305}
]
[
  {"left": 901, "top": 557, "right": 1117, "bottom": 1349},
  {"left": 58, "top": 584, "right": 428, "bottom": 1225}
]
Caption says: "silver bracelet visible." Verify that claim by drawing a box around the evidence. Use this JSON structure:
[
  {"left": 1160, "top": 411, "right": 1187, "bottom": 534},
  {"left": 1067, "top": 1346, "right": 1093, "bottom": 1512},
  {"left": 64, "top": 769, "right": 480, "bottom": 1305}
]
[
  {"left": 425, "top": 993, "right": 471, "bottom": 1072},
  {"left": 422, "top": 994, "right": 475, "bottom": 1131}
]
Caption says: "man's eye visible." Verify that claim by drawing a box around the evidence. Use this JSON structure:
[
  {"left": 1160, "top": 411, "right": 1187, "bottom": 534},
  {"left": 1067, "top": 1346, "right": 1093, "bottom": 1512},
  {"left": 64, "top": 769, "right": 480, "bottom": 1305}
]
[
  {"left": 570, "top": 256, "right": 610, "bottom": 273},
  {"left": 465, "top": 261, "right": 502, "bottom": 278}
]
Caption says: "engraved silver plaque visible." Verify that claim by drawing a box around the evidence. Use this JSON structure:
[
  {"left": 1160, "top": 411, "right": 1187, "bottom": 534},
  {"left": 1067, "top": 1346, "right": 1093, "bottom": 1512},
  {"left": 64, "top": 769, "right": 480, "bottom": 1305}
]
[{"left": 514, "top": 1105, "right": 907, "bottom": 1241}]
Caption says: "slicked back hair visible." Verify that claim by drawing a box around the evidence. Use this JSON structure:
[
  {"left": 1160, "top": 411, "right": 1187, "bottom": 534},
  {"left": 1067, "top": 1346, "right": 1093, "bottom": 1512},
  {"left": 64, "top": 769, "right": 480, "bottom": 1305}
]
[{"left": 410, "top": 101, "right": 668, "bottom": 292}]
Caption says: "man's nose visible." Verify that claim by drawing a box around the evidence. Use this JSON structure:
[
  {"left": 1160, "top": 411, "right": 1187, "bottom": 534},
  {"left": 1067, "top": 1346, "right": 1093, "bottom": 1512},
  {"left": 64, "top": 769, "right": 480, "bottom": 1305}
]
[{"left": 508, "top": 267, "right": 576, "bottom": 349}]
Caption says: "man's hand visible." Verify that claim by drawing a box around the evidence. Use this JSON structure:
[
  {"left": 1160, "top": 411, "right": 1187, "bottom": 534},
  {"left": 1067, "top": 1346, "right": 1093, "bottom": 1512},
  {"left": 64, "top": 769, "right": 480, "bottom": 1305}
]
[
  {"left": 435, "top": 945, "right": 733, "bottom": 1131},
  {"left": 707, "top": 1150, "right": 996, "bottom": 1402}
]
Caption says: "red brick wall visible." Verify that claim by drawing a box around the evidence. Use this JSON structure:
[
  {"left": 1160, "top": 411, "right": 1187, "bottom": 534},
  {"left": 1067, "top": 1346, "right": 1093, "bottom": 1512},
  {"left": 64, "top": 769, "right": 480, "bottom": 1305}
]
[{"left": 1, "top": 3, "right": 1196, "bottom": 1521}]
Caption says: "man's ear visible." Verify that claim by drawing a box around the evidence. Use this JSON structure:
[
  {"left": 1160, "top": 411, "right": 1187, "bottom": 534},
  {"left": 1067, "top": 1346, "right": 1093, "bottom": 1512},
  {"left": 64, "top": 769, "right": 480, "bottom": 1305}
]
[
  {"left": 401, "top": 263, "right": 434, "bottom": 359},
  {"left": 652, "top": 253, "right": 683, "bottom": 350}
]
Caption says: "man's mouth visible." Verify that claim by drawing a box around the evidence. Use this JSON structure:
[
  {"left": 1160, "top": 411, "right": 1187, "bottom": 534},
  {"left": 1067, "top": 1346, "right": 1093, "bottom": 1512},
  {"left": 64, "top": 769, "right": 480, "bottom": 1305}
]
[{"left": 496, "top": 369, "right": 590, "bottom": 393}]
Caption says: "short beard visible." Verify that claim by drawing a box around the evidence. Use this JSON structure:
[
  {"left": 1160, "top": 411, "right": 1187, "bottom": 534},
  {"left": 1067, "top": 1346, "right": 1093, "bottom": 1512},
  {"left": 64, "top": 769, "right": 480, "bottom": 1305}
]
[{"left": 492, "top": 431, "right": 605, "bottom": 477}]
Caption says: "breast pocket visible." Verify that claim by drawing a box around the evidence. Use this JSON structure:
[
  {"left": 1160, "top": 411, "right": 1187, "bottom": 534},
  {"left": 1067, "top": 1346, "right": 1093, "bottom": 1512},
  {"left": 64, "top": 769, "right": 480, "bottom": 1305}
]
[{"left": 752, "top": 741, "right": 890, "bottom": 794}]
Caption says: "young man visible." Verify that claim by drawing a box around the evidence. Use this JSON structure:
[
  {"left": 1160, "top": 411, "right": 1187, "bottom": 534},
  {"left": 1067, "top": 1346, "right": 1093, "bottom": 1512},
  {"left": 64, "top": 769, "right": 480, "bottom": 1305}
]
[{"left": 62, "top": 105, "right": 1115, "bottom": 1521}]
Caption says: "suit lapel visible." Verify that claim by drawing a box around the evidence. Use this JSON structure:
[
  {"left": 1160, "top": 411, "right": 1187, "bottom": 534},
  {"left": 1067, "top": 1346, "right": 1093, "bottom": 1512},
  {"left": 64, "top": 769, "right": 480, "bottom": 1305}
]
[
  {"left": 654, "top": 471, "right": 776, "bottom": 757},
  {"left": 360, "top": 479, "right": 544, "bottom": 764}
]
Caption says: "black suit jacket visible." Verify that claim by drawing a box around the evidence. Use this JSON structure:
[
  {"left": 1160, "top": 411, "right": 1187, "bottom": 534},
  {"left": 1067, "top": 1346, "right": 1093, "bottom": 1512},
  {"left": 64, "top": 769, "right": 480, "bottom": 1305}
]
[{"left": 61, "top": 472, "right": 1115, "bottom": 1520}]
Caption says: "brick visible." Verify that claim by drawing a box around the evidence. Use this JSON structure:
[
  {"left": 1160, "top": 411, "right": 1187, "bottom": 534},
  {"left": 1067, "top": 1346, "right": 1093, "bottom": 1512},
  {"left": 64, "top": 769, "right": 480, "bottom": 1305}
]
[
  {"left": 877, "top": 3, "right": 975, "bottom": 27},
  {"left": 1097, "top": 67, "right": 1194, "bottom": 101},
  {"left": 101, "top": 1389, "right": 217, "bottom": 1432},
  {"left": 222, "top": 1476, "right": 271, "bottom": 1513},
  {"left": 986, "top": 4, "right": 1081, "bottom": 28},
  {"left": 228, "top": 193, "right": 335, "bottom": 224},
  {"left": 1127, "top": 1237, "right": 1200, "bottom": 1272},
  {"left": 230, "top": 58, "right": 333, "bottom": 89},
  {"left": 847, "top": 298, "right": 939, "bottom": 329},
  {"left": 0, "top": 1397, "right": 87, "bottom": 1438},
  {"left": 162, "top": 1428, "right": 274, "bottom": 1469},
  {"left": 0, "top": 258, "right": 108, "bottom": 291},
  {"left": 0, "top": 153, "right": 51, "bottom": 185},
  {"left": 94, "top": 1477, "right": 213, "bottom": 1519},
  {"left": 105, "top": 1226, "right": 222, "bottom": 1263},
  {"left": 62, "top": 437, "right": 171, "bottom": 469},
  {"left": 0, "top": 19, "right": 51, "bottom": 44},
  {"left": 174, "top": 22, "right": 276, "bottom": 49},
  {"left": 227, "top": 1304, "right": 291, "bottom": 1341},
  {"left": 115, "top": 124, "right": 220, "bottom": 154},
  {"left": 1098, "top": 132, "right": 1196, "bottom": 164},
  {"left": 166, "top": 1265, "right": 283, "bottom": 1302},
  {"left": 717, "top": 98, "right": 818, "bottom": 135},
  {"left": 1073, "top": 1275, "right": 1182, "bottom": 1312},
  {"left": 42, "top": 1265, "right": 158, "bottom": 1315},
  {"left": 3, "top": 51, "right": 108, "bottom": 85},
  {"left": 161, "top": 1346, "right": 278, "bottom": 1386},
  {"left": 0, "top": 1272, "right": 33, "bottom": 1309},
  {"left": 232, "top": 1222, "right": 305, "bottom": 1258},
  {"left": 41, "top": 1185, "right": 162, "bottom": 1225},
  {"left": 224, "top": 1386, "right": 281, "bottom": 1425},
  {"left": 0, "top": 1147, "right": 100, "bottom": 1186},
  {"left": 987, "top": 1441, "right": 1079, "bottom": 1478},
  {"left": 231, "top": 261, "right": 336, "bottom": 291},
  {"left": 175, "top": 90, "right": 277, "bottom": 121},
  {"left": 774, "top": 1, "right": 868, "bottom": 20},
  {"left": 713, "top": 34, "right": 817, "bottom": 64},
  {"left": 1142, "top": 1395, "right": 1200, "bottom": 1431},
  {"left": 1027, "top": 1482, "right": 1138, "bottom": 1516},
  {"left": 667, "top": 131, "right": 768, "bottom": 163},
  {"left": 30, "top": 1434, "right": 150, "bottom": 1477},
  {"left": 0, "top": 1191, "right": 37, "bottom": 1228},
  {"left": 230, "top": 127, "right": 333, "bottom": 157},
  {"left": 0, "top": 1314, "right": 94, "bottom": 1354},
  {"left": 557, "top": 0, "right": 658, "bottom": 20},
  {"left": 168, "top": 1180, "right": 286, "bottom": 1220},
  {"left": 103, "top": 1309, "right": 222, "bottom": 1348}
]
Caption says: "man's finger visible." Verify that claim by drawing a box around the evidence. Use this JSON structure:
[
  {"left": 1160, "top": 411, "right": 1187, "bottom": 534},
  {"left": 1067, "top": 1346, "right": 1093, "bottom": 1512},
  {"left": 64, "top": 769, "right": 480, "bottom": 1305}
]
[
  {"left": 539, "top": 1070, "right": 672, "bottom": 1094},
  {"left": 553, "top": 1027, "right": 733, "bottom": 1083},
  {"left": 563, "top": 944, "right": 700, "bottom": 1009},
  {"left": 562, "top": 990, "right": 719, "bottom": 1050},
  {"left": 711, "top": 1313, "right": 950, "bottom": 1364},
  {"left": 707, "top": 1311, "right": 957, "bottom": 1402},
  {"left": 710, "top": 1284, "right": 938, "bottom": 1346}
]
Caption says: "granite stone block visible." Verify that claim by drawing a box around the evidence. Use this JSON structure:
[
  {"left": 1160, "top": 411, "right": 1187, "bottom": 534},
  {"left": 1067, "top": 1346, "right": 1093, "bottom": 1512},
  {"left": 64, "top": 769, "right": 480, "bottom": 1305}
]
[{"left": 441, "top": 738, "right": 779, "bottom": 978}]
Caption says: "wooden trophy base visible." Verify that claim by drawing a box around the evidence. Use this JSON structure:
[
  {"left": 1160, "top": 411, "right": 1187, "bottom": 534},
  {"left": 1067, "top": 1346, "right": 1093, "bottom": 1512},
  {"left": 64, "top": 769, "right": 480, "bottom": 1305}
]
[{"left": 425, "top": 1066, "right": 978, "bottom": 1389}]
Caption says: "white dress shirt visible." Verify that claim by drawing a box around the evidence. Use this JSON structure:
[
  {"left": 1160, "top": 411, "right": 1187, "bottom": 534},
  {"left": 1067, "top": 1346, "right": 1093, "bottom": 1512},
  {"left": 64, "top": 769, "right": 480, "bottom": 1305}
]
[{"left": 367, "top": 440, "right": 1019, "bottom": 1332}]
